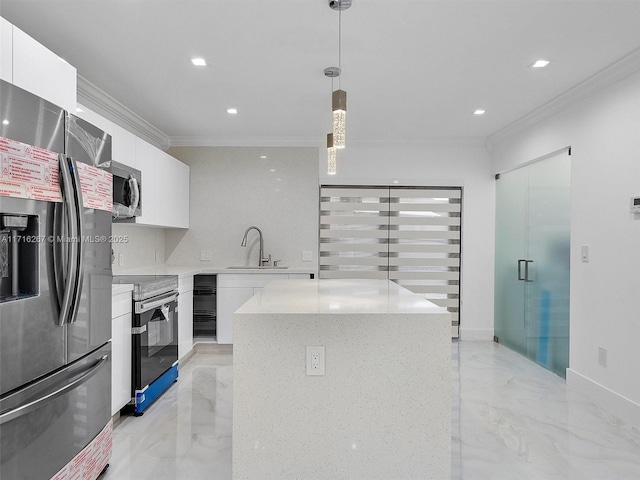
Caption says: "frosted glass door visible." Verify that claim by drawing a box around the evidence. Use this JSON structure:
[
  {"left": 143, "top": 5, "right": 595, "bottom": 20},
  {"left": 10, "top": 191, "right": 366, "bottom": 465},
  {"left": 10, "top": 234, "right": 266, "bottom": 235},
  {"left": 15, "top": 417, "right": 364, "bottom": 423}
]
[
  {"left": 525, "top": 154, "right": 571, "bottom": 376},
  {"left": 494, "top": 165, "right": 528, "bottom": 356},
  {"left": 495, "top": 151, "right": 571, "bottom": 377}
]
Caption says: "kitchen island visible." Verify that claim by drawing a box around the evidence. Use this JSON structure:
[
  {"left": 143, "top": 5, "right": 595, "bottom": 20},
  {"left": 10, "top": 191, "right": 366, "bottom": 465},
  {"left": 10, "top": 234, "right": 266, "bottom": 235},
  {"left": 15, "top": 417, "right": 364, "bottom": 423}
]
[{"left": 232, "top": 278, "right": 452, "bottom": 480}]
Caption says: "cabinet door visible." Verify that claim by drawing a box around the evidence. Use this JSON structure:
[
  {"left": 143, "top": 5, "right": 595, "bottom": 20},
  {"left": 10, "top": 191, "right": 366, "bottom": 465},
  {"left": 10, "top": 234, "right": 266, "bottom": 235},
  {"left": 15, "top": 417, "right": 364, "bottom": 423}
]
[
  {"left": 134, "top": 140, "right": 190, "bottom": 228},
  {"left": 134, "top": 138, "right": 164, "bottom": 226},
  {"left": 74, "top": 105, "right": 113, "bottom": 136},
  {"left": 111, "top": 312, "right": 132, "bottom": 415},
  {"left": 166, "top": 154, "right": 190, "bottom": 228},
  {"left": 12, "top": 26, "right": 76, "bottom": 111},
  {"left": 0, "top": 18, "right": 12, "bottom": 82},
  {"left": 178, "top": 290, "right": 194, "bottom": 360},
  {"left": 112, "top": 124, "right": 137, "bottom": 168},
  {"left": 217, "top": 287, "right": 254, "bottom": 344}
]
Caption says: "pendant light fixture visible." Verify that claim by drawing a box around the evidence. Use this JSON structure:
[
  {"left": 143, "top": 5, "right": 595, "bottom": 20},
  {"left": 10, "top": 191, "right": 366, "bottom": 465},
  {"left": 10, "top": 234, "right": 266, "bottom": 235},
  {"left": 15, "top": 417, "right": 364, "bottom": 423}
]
[
  {"left": 327, "top": 133, "right": 337, "bottom": 175},
  {"left": 329, "top": 0, "right": 350, "bottom": 149},
  {"left": 324, "top": 66, "right": 340, "bottom": 174}
]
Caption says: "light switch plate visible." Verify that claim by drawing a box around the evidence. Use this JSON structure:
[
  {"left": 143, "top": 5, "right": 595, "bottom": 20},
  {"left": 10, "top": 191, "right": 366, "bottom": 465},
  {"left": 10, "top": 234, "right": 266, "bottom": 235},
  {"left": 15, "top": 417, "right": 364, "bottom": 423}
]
[
  {"left": 581, "top": 245, "right": 589, "bottom": 263},
  {"left": 200, "top": 250, "right": 212, "bottom": 261},
  {"left": 302, "top": 250, "right": 313, "bottom": 262}
]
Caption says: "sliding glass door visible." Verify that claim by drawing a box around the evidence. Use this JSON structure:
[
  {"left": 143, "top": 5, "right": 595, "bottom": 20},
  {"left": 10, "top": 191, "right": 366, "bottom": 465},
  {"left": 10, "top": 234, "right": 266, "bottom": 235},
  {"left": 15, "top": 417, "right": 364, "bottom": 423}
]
[{"left": 494, "top": 150, "right": 571, "bottom": 377}]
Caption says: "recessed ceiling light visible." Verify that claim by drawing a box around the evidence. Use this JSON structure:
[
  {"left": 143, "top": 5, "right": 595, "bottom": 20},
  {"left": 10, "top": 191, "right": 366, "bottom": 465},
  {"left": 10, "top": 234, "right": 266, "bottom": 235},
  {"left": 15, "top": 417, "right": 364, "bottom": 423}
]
[
  {"left": 473, "top": 109, "right": 486, "bottom": 115},
  {"left": 191, "top": 58, "right": 206, "bottom": 66},
  {"left": 269, "top": 169, "right": 275, "bottom": 172},
  {"left": 260, "top": 155, "right": 267, "bottom": 159},
  {"left": 227, "top": 108, "right": 238, "bottom": 114},
  {"left": 2, "top": 119, "right": 9, "bottom": 125},
  {"left": 530, "top": 59, "right": 550, "bottom": 68}
]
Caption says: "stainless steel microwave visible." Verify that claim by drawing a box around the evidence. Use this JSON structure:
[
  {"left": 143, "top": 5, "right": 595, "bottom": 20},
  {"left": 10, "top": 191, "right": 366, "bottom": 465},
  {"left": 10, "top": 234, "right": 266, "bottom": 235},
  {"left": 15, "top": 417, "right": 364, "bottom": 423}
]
[{"left": 111, "top": 161, "right": 142, "bottom": 220}]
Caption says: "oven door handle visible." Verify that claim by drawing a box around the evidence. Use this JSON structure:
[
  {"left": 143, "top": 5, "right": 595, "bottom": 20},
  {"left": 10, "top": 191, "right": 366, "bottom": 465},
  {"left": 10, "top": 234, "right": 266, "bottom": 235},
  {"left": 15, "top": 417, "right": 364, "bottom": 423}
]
[{"left": 135, "top": 292, "right": 179, "bottom": 314}]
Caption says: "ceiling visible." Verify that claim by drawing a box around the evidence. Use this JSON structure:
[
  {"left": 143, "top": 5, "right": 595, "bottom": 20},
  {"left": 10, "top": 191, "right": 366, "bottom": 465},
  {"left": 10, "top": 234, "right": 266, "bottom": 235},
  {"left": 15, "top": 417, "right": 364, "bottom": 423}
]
[{"left": 2, "top": 0, "right": 640, "bottom": 148}]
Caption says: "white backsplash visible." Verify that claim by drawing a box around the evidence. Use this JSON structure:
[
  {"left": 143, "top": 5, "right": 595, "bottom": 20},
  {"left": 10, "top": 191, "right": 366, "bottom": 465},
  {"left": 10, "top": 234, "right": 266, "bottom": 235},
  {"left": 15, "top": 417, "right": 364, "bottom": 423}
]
[
  {"left": 111, "top": 223, "right": 166, "bottom": 274},
  {"left": 164, "top": 146, "right": 319, "bottom": 269}
]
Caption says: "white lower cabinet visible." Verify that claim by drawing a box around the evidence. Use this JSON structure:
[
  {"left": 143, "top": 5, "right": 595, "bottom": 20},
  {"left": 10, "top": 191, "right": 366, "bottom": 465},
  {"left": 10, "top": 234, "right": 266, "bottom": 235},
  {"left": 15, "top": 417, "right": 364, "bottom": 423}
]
[
  {"left": 178, "top": 276, "right": 194, "bottom": 360},
  {"left": 216, "top": 273, "right": 311, "bottom": 344},
  {"left": 216, "top": 286, "right": 254, "bottom": 344},
  {"left": 111, "top": 290, "right": 132, "bottom": 416}
]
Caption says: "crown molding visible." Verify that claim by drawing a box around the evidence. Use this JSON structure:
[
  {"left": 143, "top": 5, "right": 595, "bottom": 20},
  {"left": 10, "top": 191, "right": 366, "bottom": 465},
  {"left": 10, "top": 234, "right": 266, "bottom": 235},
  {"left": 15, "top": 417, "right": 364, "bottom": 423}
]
[
  {"left": 488, "top": 46, "right": 640, "bottom": 147},
  {"left": 168, "top": 135, "right": 487, "bottom": 149},
  {"left": 167, "top": 136, "right": 322, "bottom": 148},
  {"left": 77, "top": 75, "right": 170, "bottom": 150}
]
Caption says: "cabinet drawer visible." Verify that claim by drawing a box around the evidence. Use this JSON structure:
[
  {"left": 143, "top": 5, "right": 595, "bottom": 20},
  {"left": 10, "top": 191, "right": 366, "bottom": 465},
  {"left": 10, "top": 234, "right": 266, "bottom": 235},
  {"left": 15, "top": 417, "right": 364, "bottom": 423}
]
[
  {"left": 112, "top": 292, "right": 132, "bottom": 318},
  {"left": 178, "top": 276, "right": 194, "bottom": 294}
]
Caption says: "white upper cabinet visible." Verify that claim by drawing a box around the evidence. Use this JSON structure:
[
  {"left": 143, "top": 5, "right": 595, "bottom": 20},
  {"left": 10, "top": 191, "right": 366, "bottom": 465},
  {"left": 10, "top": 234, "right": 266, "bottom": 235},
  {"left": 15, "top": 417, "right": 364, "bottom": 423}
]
[
  {"left": 0, "top": 17, "right": 12, "bottom": 82},
  {"left": 111, "top": 124, "right": 137, "bottom": 168},
  {"left": 134, "top": 138, "right": 189, "bottom": 229},
  {"left": 75, "top": 104, "right": 114, "bottom": 135},
  {"left": 11, "top": 24, "right": 76, "bottom": 112},
  {"left": 164, "top": 151, "right": 189, "bottom": 229}
]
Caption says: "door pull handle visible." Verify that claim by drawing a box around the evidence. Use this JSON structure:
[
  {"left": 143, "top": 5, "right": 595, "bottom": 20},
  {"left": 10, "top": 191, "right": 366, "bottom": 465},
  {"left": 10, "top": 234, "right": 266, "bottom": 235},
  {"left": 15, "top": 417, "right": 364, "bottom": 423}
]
[
  {"left": 517, "top": 259, "right": 526, "bottom": 281},
  {"left": 524, "top": 260, "right": 534, "bottom": 282}
]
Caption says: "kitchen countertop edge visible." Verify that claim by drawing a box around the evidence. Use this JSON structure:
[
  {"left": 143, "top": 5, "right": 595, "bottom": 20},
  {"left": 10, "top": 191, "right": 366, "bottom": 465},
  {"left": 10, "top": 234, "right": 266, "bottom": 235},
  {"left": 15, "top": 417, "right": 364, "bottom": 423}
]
[
  {"left": 112, "top": 284, "right": 134, "bottom": 295},
  {"left": 113, "top": 265, "right": 317, "bottom": 278}
]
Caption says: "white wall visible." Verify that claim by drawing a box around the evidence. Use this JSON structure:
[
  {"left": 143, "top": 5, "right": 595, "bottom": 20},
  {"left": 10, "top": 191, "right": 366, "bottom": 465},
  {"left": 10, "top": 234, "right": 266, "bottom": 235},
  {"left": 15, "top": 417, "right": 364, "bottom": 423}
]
[
  {"left": 111, "top": 223, "right": 166, "bottom": 274},
  {"left": 164, "top": 146, "right": 319, "bottom": 269},
  {"left": 489, "top": 70, "right": 640, "bottom": 427},
  {"left": 320, "top": 144, "right": 495, "bottom": 340}
]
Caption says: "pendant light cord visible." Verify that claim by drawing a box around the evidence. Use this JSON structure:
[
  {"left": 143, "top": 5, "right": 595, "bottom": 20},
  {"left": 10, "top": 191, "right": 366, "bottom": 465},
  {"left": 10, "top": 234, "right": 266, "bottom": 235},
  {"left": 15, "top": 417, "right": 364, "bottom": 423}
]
[{"left": 338, "top": 7, "right": 342, "bottom": 89}]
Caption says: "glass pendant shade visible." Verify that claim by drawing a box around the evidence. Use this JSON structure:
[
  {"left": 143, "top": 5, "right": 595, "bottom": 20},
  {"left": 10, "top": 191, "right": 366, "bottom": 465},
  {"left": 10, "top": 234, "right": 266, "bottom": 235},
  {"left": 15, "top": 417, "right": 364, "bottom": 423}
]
[
  {"left": 327, "top": 133, "right": 337, "bottom": 175},
  {"left": 332, "top": 89, "right": 347, "bottom": 149}
]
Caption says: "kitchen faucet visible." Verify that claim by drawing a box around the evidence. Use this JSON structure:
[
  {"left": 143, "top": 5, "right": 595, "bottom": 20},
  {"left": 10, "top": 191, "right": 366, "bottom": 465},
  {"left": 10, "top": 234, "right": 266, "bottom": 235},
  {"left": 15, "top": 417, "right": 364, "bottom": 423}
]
[{"left": 241, "top": 226, "right": 271, "bottom": 267}]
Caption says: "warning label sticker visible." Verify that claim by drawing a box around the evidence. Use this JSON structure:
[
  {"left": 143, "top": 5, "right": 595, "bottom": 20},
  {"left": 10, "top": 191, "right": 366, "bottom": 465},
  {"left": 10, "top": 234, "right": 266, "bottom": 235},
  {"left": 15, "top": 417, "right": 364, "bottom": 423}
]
[
  {"left": 0, "top": 137, "right": 113, "bottom": 212},
  {"left": 0, "top": 137, "right": 62, "bottom": 202}
]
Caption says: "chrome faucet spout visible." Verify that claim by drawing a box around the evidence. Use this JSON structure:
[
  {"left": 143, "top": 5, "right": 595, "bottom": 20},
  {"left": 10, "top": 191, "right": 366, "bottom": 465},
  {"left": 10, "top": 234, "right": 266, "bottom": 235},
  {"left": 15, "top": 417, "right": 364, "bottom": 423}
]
[{"left": 241, "top": 226, "right": 267, "bottom": 266}]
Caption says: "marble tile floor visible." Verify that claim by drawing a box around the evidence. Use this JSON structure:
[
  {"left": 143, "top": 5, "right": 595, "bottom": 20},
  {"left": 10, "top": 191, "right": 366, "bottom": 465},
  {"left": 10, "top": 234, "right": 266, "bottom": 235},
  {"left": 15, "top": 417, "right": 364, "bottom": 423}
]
[{"left": 103, "top": 341, "right": 640, "bottom": 480}]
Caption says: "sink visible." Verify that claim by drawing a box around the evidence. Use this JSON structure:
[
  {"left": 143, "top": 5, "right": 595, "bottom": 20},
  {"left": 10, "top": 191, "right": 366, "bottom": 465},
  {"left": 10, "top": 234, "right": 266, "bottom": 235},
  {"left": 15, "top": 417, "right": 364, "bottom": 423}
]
[{"left": 226, "top": 266, "right": 289, "bottom": 269}]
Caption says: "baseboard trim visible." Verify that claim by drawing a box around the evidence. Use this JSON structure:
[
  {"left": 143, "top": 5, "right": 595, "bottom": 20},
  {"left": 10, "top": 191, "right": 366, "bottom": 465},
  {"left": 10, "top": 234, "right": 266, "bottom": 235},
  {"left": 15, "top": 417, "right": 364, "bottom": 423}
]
[
  {"left": 194, "top": 342, "right": 233, "bottom": 355},
  {"left": 459, "top": 328, "right": 494, "bottom": 342},
  {"left": 566, "top": 368, "right": 640, "bottom": 430}
]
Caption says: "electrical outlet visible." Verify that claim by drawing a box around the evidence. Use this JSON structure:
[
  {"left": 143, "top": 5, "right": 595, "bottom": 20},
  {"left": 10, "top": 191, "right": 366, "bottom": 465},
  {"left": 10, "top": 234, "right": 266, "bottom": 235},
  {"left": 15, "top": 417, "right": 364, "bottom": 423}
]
[
  {"left": 302, "top": 250, "right": 313, "bottom": 262},
  {"left": 154, "top": 250, "right": 160, "bottom": 263},
  {"left": 598, "top": 347, "right": 607, "bottom": 366},
  {"left": 306, "top": 346, "right": 325, "bottom": 376},
  {"left": 118, "top": 253, "right": 124, "bottom": 267},
  {"left": 200, "top": 250, "right": 212, "bottom": 261}
]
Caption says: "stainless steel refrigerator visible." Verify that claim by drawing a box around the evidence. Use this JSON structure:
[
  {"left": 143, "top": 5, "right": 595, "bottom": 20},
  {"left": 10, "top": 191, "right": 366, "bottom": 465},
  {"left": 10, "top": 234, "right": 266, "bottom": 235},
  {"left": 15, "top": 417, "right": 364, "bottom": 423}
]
[{"left": 0, "top": 80, "right": 113, "bottom": 479}]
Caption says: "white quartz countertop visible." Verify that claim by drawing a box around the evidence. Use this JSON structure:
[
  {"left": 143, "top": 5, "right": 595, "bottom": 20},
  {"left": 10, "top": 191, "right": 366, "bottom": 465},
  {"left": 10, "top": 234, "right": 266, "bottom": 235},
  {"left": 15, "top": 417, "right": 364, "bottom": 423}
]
[
  {"left": 112, "top": 284, "right": 134, "bottom": 295},
  {"left": 236, "top": 278, "right": 447, "bottom": 315},
  {"left": 114, "top": 265, "right": 315, "bottom": 278}
]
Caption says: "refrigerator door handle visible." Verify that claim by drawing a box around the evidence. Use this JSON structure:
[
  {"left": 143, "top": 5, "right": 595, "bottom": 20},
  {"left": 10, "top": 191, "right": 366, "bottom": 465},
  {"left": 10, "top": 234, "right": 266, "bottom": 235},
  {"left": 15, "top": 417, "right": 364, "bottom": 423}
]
[
  {"left": 52, "top": 200, "right": 67, "bottom": 310},
  {"left": 67, "top": 156, "right": 85, "bottom": 324},
  {"left": 57, "top": 154, "right": 79, "bottom": 326},
  {"left": 0, "top": 355, "right": 108, "bottom": 425}
]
